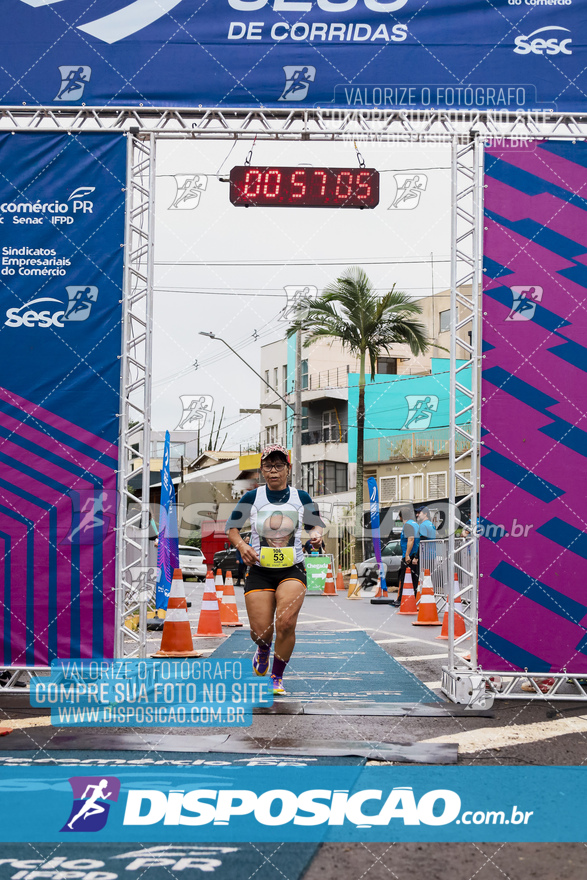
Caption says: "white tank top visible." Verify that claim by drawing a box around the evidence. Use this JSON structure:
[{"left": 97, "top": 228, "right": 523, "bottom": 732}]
[{"left": 249, "top": 486, "right": 305, "bottom": 568}]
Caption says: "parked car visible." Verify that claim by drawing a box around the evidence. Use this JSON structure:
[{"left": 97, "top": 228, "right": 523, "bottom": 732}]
[
  {"left": 213, "top": 546, "right": 246, "bottom": 585},
  {"left": 178, "top": 545, "right": 207, "bottom": 581},
  {"left": 355, "top": 540, "right": 402, "bottom": 589}
]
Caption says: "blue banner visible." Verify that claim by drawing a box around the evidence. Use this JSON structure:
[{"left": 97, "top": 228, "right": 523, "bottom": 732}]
[
  {"left": 1, "top": 2, "right": 586, "bottom": 110},
  {"left": 0, "top": 132, "right": 126, "bottom": 665},
  {"left": 367, "top": 476, "right": 382, "bottom": 575},
  {"left": 156, "top": 430, "right": 180, "bottom": 609},
  {"left": 0, "top": 766, "right": 585, "bottom": 842}
]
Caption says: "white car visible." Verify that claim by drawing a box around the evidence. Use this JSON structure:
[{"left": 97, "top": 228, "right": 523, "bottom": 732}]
[{"left": 178, "top": 545, "right": 207, "bottom": 581}]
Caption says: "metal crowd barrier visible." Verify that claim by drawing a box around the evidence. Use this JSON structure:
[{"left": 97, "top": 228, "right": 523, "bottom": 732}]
[{"left": 418, "top": 538, "right": 471, "bottom": 611}]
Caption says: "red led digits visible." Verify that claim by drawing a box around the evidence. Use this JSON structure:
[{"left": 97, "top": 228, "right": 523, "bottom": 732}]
[
  {"left": 334, "top": 170, "right": 353, "bottom": 201},
  {"left": 312, "top": 169, "right": 328, "bottom": 197},
  {"left": 262, "top": 169, "right": 281, "bottom": 198},
  {"left": 229, "top": 166, "right": 379, "bottom": 208},
  {"left": 243, "top": 169, "right": 262, "bottom": 198},
  {"left": 356, "top": 169, "right": 372, "bottom": 200},
  {"left": 291, "top": 169, "right": 306, "bottom": 198}
]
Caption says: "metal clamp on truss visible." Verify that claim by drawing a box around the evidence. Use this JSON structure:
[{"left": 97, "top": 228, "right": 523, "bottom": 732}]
[{"left": 442, "top": 668, "right": 494, "bottom": 710}]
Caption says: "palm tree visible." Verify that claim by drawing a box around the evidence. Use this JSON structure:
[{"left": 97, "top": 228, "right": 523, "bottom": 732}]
[{"left": 287, "top": 267, "right": 430, "bottom": 563}]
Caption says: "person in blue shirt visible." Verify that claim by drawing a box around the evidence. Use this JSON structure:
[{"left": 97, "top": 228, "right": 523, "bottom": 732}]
[
  {"left": 392, "top": 505, "right": 420, "bottom": 607},
  {"left": 225, "top": 444, "right": 324, "bottom": 696},
  {"left": 417, "top": 507, "right": 436, "bottom": 541}
]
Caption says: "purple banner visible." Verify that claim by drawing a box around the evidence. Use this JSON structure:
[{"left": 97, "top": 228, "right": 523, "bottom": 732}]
[{"left": 480, "top": 141, "right": 587, "bottom": 674}]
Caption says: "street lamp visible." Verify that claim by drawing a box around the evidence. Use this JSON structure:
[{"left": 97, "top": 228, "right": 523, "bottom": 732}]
[{"left": 198, "top": 331, "right": 301, "bottom": 483}]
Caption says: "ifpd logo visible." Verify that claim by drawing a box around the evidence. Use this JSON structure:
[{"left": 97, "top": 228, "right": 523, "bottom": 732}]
[
  {"left": 175, "top": 394, "right": 214, "bottom": 430},
  {"left": 402, "top": 395, "right": 439, "bottom": 431},
  {"left": 279, "top": 66, "right": 316, "bottom": 102},
  {"left": 61, "top": 776, "right": 120, "bottom": 832}
]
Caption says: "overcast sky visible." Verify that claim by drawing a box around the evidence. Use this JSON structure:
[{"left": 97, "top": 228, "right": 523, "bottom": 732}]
[{"left": 152, "top": 138, "right": 452, "bottom": 448}]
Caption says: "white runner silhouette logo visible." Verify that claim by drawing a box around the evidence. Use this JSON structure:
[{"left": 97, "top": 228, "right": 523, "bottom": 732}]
[{"left": 20, "top": 0, "right": 185, "bottom": 44}]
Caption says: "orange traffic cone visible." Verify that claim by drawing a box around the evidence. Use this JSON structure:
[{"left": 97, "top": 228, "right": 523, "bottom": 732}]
[
  {"left": 437, "top": 573, "right": 468, "bottom": 640},
  {"left": 323, "top": 561, "right": 336, "bottom": 595},
  {"left": 397, "top": 568, "right": 418, "bottom": 615},
  {"left": 412, "top": 570, "right": 441, "bottom": 626},
  {"left": 195, "top": 570, "right": 226, "bottom": 638},
  {"left": 220, "top": 571, "right": 243, "bottom": 627},
  {"left": 215, "top": 568, "right": 224, "bottom": 603},
  {"left": 336, "top": 569, "right": 345, "bottom": 592},
  {"left": 347, "top": 565, "right": 360, "bottom": 599},
  {"left": 152, "top": 569, "right": 202, "bottom": 657}
]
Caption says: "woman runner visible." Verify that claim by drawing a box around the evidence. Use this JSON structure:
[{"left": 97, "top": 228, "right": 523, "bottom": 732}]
[{"left": 225, "top": 444, "right": 324, "bottom": 695}]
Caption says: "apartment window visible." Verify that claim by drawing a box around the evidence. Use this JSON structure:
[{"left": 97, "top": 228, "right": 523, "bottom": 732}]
[
  {"left": 439, "top": 309, "right": 451, "bottom": 333},
  {"left": 266, "top": 425, "right": 278, "bottom": 444},
  {"left": 456, "top": 470, "right": 472, "bottom": 496},
  {"left": 380, "top": 475, "right": 398, "bottom": 503},
  {"left": 428, "top": 471, "right": 447, "bottom": 500},
  {"left": 302, "top": 462, "right": 316, "bottom": 495},
  {"left": 377, "top": 357, "right": 398, "bottom": 375},
  {"left": 324, "top": 461, "right": 348, "bottom": 494},
  {"left": 301, "top": 359, "right": 308, "bottom": 390},
  {"left": 282, "top": 364, "right": 288, "bottom": 394},
  {"left": 400, "top": 474, "right": 412, "bottom": 501},
  {"left": 322, "top": 409, "right": 337, "bottom": 442},
  {"left": 274, "top": 367, "right": 279, "bottom": 390},
  {"left": 264, "top": 370, "right": 270, "bottom": 394},
  {"left": 301, "top": 406, "right": 308, "bottom": 433}
]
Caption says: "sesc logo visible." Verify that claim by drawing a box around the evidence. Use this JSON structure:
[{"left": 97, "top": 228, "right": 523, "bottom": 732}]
[
  {"left": 514, "top": 27, "right": 572, "bottom": 56},
  {"left": 4, "top": 287, "right": 99, "bottom": 328}
]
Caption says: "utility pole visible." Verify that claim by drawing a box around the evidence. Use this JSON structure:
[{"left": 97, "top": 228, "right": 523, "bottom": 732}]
[{"left": 292, "top": 329, "right": 302, "bottom": 486}]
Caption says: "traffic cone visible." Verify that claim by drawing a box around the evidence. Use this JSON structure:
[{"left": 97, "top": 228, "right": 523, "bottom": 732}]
[
  {"left": 397, "top": 568, "right": 418, "bottom": 615},
  {"left": 412, "top": 570, "right": 441, "bottom": 626},
  {"left": 437, "top": 573, "right": 467, "bottom": 640},
  {"left": 347, "top": 564, "right": 360, "bottom": 599},
  {"left": 152, "top": 569, "right": 202, "bottom": 657},
  {"left": 336, "top": 569, "right": 345, "bottom": 592},
  {"left": 323, "top": 561, "right": 337, "bottom": 595},
  {"left": 195, "top": 571, "right": 226, "bottom": 638},
  {"left": 220, "top": 571, "right": 243, "bottom": 627},
  {"left": 215, "top": 568, "right": 224, "bottom": 603}
]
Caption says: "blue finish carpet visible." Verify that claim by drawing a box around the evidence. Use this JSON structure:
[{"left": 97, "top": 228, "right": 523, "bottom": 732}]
[{"left": 211, "top": 629, "right": 440, "bottom": 703}]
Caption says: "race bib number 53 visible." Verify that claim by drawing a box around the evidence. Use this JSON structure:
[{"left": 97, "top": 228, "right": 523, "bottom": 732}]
[{"left": 259, "top": 547, "right": 295, "bottom": 568}]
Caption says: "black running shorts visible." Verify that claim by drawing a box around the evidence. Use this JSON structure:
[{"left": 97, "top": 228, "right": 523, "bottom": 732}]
[{"left": 244, "top": 562, "right": 307, "bottom": 594}]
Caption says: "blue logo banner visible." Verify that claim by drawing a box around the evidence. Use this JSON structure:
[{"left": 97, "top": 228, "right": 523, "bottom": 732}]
[
  {"left": 156, "top": 430, "right": 180, "bottom": 609},
  {"left": 0, "top": 766, "right": 585, "bottom": 842},
  {"left": 1, "top": 2, "right": 586, "bottom": 110},
  {"left": 367, "top": 476, "right": 382, "bottom": 569}
]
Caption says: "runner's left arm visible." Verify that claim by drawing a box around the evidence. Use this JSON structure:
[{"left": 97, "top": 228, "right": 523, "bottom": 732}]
[{"left": 300, "top": 490, "right": 325, "bottom": 547}]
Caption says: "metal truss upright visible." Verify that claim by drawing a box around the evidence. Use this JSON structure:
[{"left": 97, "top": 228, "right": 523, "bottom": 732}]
[
  {"left": 441, "top": 134, "right": 484, "bottom": 706},
  {"left": 115, "top": 133, "right": 156, "bottom": 659}
]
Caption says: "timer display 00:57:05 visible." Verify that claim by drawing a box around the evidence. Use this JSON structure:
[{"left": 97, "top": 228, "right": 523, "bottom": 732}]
[{"left": 229, "top": 165, "right": 380, "bottom": 208}]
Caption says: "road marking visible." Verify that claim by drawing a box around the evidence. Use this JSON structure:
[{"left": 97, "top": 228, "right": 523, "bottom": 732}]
[{"left": 424, "top": 715, "right": 587, "bottom": 753}]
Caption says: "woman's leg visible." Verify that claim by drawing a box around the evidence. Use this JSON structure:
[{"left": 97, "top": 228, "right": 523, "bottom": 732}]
[
  {"left": 245, "top": 590, "right": 276, "bottom": 649},
  {"left": 273, "top": 578, "right": 306, "bottom": 672}
]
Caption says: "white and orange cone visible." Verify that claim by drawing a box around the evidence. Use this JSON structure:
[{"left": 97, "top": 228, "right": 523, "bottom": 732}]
[
  {"left": 412, "top": 569, "right": 441, "bottom": 626},
  {"left": 195, "top": 570, "right": 226, "bottom": 638},
  {"left": 220, "top": 571, "right": 243, "bottom": 627},
  {"left": 215, "top": 567, "right": 224, "bottom": 604},
  {"left": 347, "top": 565, "right": 360, "bottom": 599},
  {"left": 152, "top": 568, "right": 202, "bottom": 657},
  {"left": 437, "top": 572, "right": 468, "bottom": 640},
  {"left": 323, "top": 561, "right": 336, "bottom": 595},
  {"left": 336, "top": 569, "right": 345, "bottom": 592},
  {"left": 397, "top": 568, "right": 418, "bottom": 615}
]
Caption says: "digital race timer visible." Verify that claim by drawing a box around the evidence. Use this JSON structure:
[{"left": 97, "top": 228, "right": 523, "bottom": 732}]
[{"left": 229, "top": 165, "right": 380, "bottom": 208}]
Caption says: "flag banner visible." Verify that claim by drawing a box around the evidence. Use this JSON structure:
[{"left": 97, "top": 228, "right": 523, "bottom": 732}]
[
  {"left": 156, "top": 430, "right": 180, "bottom": 609},
  {"left": 480, "top": 140, "right": 587, "bottom": 674},
  {"left": 1, "top": 2, "right": 586, "bottom": 110},
  {"left": 0, "top": 766, "right": 586, "bottom": 842},
  {"left": 368, "top": 476, "right": 382, "bottom": 568},
  {"left": 0, "top": 132, "right": 126, "bottom": 665}
]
